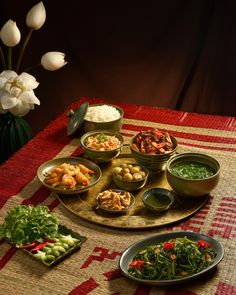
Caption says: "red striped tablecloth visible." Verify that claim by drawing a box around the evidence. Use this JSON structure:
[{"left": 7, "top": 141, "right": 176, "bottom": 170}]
[{"left": 0, "top": 97, "right": 235, "bottom": 295}]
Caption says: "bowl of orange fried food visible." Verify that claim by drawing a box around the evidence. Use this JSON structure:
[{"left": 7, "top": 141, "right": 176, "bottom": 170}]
[
  {"left": 130, "top": 128, "right": 177, "bottom": 173},
  {"left": 80, "top": 130, "right": 124, "bottom": 163},
  {"left": 37, "top": 157, "right": 102, "bottom": 194}
]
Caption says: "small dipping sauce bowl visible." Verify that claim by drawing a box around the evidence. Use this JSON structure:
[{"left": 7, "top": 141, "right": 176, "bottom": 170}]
[{"left": 141, "top": 188, "right": 175, "bottom": 212}]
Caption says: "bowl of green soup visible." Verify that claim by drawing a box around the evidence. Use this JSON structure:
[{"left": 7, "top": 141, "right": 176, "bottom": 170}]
[{"left": 166, "top": 152, "right": 220, "bottom": 197}]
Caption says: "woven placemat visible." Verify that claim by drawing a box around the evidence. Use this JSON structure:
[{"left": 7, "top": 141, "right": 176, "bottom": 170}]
[{"left": 0, "top": 97, "right": 235, "bottom": 295}]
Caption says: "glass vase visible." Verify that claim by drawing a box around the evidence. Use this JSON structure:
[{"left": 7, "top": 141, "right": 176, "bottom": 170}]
[{"left": 0, "top": 112, "right": 33, "bottom": 164}]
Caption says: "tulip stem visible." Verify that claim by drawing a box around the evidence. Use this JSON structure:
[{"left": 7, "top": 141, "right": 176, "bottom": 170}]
[
  {"left": 23, "top": 62, "right": 41, "bottom": 73},
  {"left": 7, "top": 47, "right": 12, "bottom": 70},
  {"left": 16, "top": 28, "right": 33, "bottom": 73},
  {"left": 0, "top": 46, "right": 7, "bottom": 70}
]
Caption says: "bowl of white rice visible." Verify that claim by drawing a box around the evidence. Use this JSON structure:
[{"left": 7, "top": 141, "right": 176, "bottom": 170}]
[{"left": 82, "top": 104, "right": 124, "bottom": 133}]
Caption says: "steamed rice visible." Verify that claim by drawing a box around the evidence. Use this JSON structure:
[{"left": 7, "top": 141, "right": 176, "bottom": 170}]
[{"left": 85, "top": 105, "right": 120, "bottom": 122}]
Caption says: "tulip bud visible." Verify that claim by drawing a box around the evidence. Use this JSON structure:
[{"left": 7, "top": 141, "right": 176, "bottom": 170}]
[
  {"left": 0, "top": 20, "right": 21, "bottom": 47},
  {"left": 26, "top": 1, "right": 46, "bottom": 30},
  {"left": 41, "top": 52, "right": 67, "bottom": 71}
]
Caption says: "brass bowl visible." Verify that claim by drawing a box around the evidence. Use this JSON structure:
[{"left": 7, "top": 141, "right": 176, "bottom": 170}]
[
  {"left": 81, "top": 104, "right": 124, "bottom": 133},
  {"left": 96, "top": 189, "right": 135, "bottom": 214},
  {"left": 80, "top": 130, "right": 124, "bottom": 163},
  {"left": 130, "top": 135, "right": 178, "bottom": 173},
  {"left": 112, "top": 163, "right": 149, "bottom": 191},
  {"left": 141, "top": 188, "right": 175, "bottom": 212},
  {"left": 166, "top": 152, "right": 220, "bottom": 197}
]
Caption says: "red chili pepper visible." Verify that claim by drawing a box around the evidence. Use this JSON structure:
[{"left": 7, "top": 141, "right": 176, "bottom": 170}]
[
  {"left": 19, "top": 241, "right": 39, "bottom": 249},
  {"left": 154, "top": 129, "right": 164, "bottom": 137},
  {"left": 198, "top": 240, "right": 211, "bottom": 249},
  {"left": 44, "top": 237, "right": 55, "bottom": 243},
  {"left": 30, "top": 242, "right": 48, "bottom": 253},
  {"left": 129, "top": 259, "right": 144, "bottom": 270},
  {"left": 163, "top": 241, "right": 175, "bottom": 251}
]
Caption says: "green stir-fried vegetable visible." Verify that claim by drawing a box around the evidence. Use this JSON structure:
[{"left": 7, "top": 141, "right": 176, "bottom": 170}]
[
  {"left": 171, "top": 161, "right": 215, "bottom": 179},
  {"left": 128, "top": 236, "right": 217, "bottom": 280},
  {"left": 0, "top": 205, "right": 59, "bottom": 245}
]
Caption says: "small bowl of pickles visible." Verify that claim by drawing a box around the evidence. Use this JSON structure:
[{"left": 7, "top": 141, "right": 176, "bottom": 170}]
[
  {"left": 166, "top": 152, "right": 220, "bottom": 197},
  {"left": 112, "top": 163, "right": 149, "bottom": 191}
]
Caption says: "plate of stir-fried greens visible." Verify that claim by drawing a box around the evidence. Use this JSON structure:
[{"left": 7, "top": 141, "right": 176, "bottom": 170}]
[{"left": 119, "top": 231, "right": 224, "bottom": 285}]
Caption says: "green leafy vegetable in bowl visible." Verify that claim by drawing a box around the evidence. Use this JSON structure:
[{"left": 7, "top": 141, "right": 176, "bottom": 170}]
[
  {"left": 128, "top": 236, "right": 217, "bottom": 280},
  {"left": 0, "top": 205, "right": 59, "bottom": 246}
]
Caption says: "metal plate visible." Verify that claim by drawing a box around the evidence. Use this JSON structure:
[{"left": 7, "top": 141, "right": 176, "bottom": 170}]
[
  {"left": 57, "top": 154, "right": 209, "bottom": 229},
  {"left": 119, "top": 231, "right": 224, "bottom": 285},
  {"left": 37, "top": 157, "right": 102, "bottom": 194},
  {"left": 23, "top": 225, "right": 87, "bottom": 267}
]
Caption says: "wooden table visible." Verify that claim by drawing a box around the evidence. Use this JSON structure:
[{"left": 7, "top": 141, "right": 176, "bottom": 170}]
[{"left": 0, "top": 97, "right": 235, "bottom": 295}]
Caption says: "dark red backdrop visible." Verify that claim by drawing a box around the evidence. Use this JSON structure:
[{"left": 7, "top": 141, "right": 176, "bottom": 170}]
[{"left": 1, "top": 0, "right": 236, "bottom": 134}]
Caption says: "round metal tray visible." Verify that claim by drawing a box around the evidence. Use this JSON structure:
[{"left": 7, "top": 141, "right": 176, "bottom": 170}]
[{"left": 57, "top": 154, "right": 209, "bottom": 229}]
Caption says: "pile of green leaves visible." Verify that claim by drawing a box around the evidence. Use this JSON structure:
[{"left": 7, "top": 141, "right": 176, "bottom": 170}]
[{"left": 0, "top": 205, "right": 59, "bottom": 245}]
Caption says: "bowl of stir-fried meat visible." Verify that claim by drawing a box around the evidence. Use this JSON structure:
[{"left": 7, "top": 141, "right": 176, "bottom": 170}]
[
  {"left": 130, "top": 129, "right": 177, "bottom": 173},
  {"left": 37, "top": 157, "right": 102, "bottom": 194},
  {"left": 80, "top": 130, "right": 124, "bottom": 162}
]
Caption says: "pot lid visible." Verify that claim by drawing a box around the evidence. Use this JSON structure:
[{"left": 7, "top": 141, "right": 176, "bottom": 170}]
[{"left": 67, "top": 102, "right": 89, "bottom": 136}]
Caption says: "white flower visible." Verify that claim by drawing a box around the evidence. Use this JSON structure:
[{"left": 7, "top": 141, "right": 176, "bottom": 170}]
[
  {"left": 26, "top": 1, "right": 46, "bottom": 30},
  {"left": 0, "top": 20, "right": 21, "bottom": 47},
  {"left": 41, "top": 51, "right": 67, "bottom": 71},
  {"left": 0, "top": 70, "right": 40, "bottom": 116}
]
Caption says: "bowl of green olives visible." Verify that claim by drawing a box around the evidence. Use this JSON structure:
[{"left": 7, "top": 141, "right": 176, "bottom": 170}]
[{"left": 112, "top": 163, "right": 149, "bottom": 191}]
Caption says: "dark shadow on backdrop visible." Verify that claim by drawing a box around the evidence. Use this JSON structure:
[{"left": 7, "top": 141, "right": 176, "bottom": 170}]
[{"left": 1, "top": 0, "right": 236, "bottom": 135}]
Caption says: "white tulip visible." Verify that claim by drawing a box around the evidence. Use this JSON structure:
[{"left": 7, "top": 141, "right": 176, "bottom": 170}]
[
  {"left": 41, "top": 51, "right": 67, "bottom": 71},
  {"left": 0, "top": 20, "right": 21, "bottom": 47},
  {"left": 26, "top": 1, "right": 46, "bottom": 30},
  {"left": 0, "top": 70, "right": 40, "bottom": 116}
]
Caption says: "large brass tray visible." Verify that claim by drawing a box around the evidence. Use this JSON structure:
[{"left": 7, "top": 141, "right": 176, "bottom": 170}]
[{"left": 57, "top": 154, "right": 209, "bottom": 229}]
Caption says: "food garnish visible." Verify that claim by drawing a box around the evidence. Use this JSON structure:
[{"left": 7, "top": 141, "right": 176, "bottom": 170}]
[
  {"left": 98, "top": 189, "right": 132, "bottom": 211},
  {"left": 132, "top": 129, "right": 173, "bottom": 155},
  {"left": 128, "top": 236, "right": 217, "bottom": 280},
  {"left": 43, "top": 162, "right": 95, "bottom": 190}
]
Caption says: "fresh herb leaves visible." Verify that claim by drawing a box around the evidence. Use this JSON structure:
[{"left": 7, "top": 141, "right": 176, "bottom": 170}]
[
  {"left": 97, "top": 133, "right": 107, "bottom": 142},
  {"left": 0, "top": 205, "right": 59, "bottom": 245}
]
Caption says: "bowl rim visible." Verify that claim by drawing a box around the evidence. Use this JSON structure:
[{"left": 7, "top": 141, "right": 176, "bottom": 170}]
[
  {"left": 141, "top": 187, "right": 175, "bottom": 210},
  {"left": 83, "top": 104, "right": 124, "bottom": 123},
  {"left": 80, "top": 130, "right": 124, "bottom": 153},
  {"left": 166, "top": 152, "right": 221, "bottom": 181},
  {"left": 112, "top": 162, "right": 149, "bottom": 183},
  {"left": 129, "top": 134, "right": 178, "bottom": 156},
  {"left": 96, "top": 188, "right": 135, "bottom": 213}
]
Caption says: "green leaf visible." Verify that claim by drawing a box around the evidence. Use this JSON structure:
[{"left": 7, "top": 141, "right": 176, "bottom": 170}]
[{"left": 0, "top": 205, "right": 59, "bottom": 245}]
